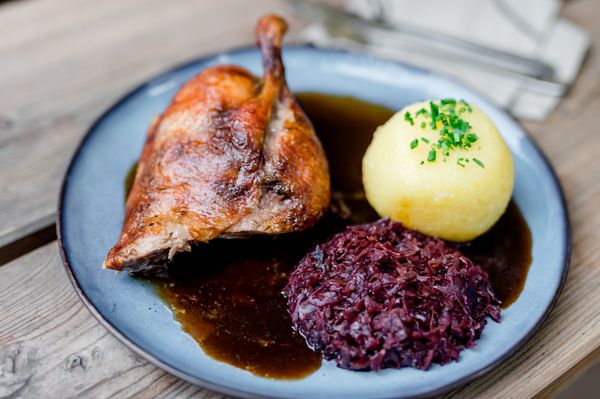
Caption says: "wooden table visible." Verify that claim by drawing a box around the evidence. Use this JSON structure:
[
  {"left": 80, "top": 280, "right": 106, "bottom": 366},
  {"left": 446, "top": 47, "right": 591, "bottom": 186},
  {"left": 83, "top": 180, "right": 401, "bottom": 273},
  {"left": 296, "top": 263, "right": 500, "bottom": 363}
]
[{"left": 1, "top": 0, "right": 598, "bottom": 397}]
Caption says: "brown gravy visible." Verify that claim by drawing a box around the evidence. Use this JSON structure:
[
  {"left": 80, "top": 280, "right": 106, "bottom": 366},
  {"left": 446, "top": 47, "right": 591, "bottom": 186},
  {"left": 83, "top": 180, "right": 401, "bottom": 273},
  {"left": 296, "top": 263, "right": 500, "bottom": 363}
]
[
  {"left": 128, "top": 92, "right": 532, "bottom": 379},
  {"left": 152, "top": 236, "right": 323, "bottom": 379},
  {"left": 458, "top": 201, "right": 532, "bottom": 308}
]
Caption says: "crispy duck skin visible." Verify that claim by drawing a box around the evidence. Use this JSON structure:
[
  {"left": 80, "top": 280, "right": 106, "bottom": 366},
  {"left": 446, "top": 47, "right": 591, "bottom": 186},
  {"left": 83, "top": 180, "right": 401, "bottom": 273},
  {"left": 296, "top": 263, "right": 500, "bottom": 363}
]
[{"left": 104, "top": 15, "right": 330, "bottom": 272}]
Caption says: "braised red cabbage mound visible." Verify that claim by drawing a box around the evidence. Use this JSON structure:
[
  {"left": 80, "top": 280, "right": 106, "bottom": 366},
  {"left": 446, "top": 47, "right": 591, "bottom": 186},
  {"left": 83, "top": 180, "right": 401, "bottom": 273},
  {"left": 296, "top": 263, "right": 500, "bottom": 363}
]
[{"left": 283, "top": 219, "right": 501, "bottom": 371}]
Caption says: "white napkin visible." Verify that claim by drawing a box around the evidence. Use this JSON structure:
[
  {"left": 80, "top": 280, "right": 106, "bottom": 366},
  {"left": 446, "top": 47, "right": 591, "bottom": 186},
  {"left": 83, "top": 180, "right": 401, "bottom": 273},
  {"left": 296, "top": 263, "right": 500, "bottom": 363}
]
[{"left": 298, "top": 0, "right": 589, "bottom": 120}]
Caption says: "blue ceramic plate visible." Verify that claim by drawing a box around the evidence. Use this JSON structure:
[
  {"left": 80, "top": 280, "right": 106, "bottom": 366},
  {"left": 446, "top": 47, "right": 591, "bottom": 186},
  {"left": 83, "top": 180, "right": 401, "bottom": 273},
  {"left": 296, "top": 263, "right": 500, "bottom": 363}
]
[{"left": 58, "top": 46, "right": 570, "bottom": 399}]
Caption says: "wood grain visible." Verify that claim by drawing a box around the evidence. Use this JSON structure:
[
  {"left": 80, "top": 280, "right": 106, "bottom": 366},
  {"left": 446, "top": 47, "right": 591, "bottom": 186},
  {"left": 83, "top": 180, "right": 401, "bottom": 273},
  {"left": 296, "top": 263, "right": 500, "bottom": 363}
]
[
  {"left": 0, "top": 0, "right": 296, "bottom": 253},
  {"left": 0, "top": 243, "right": 225, "bottom": 399},
  {"left": 0, "top": 0, "right": 599, "bottom": 398},
  {"left": 536, "top": 347, "right": 600, "bottom": 399}
]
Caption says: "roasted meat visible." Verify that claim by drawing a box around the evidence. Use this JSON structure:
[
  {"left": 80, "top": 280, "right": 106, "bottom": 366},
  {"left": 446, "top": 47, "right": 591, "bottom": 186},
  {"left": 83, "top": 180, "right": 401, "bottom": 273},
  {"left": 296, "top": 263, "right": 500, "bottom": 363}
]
[{"left": 104, "top": 15, "right": 330, "bottom": 272}]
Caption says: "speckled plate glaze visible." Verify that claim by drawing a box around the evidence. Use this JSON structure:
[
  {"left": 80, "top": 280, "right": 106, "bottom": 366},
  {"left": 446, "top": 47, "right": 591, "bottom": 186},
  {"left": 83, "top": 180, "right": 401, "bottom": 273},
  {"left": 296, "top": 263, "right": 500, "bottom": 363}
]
[{"left": 58, "top": 46, "right": 570, "bottom": 399}]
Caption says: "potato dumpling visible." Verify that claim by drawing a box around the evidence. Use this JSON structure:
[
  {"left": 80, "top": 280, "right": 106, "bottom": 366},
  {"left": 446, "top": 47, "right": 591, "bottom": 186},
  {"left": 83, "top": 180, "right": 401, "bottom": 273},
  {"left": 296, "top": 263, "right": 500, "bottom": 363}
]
[{"left": 362, "top": 99, "right": 514, "bottom": 242}]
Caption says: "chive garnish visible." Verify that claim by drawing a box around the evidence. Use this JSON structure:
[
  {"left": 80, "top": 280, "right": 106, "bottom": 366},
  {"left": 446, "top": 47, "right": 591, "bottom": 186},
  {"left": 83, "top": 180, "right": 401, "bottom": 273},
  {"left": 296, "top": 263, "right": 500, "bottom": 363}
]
[
  {"left": 460, "top": 99, "right": 473, "bottom": 112},
  {"left": 429, "top": 101, "right": 439, "bottom": 128},
  {"left": 407, "top": 98, "right": 483, "bottom": 167},
  {"left": 410, "top": 139, "right": 419, "bottom": 149},
  {"left": 416, "top": 108, "right": 428, "bottom": 117},
  {"left": 473, "top": 158, "right": 485, "bottom": 168},
  {"left": 427, "top": 150, "right": 436, "bottom": 162}
]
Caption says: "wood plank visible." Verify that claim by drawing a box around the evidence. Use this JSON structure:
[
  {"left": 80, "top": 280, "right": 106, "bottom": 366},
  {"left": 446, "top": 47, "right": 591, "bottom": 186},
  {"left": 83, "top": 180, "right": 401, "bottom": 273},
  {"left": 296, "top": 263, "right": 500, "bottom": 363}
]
[
  {"left": 536, "top": 347, "right": 600, "bottom": 399},
  {"left": 1, "top": 0, "right": 599, "bottom": 397},
  {"left": 0, "top": 0, "right": 297, "bottom": 251},
  {"left": 0, "top": 243, "right": 225, "bottom": 398}
]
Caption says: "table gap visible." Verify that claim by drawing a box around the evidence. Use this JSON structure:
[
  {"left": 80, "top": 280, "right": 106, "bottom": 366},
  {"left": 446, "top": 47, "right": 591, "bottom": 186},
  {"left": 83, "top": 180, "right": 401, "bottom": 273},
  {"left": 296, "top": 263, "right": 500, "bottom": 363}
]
[{"left": 0, "top": 223, "right": 56, "bottom": 266}]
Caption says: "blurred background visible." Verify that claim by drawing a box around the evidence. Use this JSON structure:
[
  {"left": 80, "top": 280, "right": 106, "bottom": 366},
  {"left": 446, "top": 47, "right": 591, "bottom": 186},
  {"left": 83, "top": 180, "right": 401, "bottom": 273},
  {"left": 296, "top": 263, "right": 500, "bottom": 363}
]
[
  {"left": 0, "top": 0, "right": 598, "bottom": 398},
  {"left": 293, "top": 0, "right": 589, "bottom": 121}
]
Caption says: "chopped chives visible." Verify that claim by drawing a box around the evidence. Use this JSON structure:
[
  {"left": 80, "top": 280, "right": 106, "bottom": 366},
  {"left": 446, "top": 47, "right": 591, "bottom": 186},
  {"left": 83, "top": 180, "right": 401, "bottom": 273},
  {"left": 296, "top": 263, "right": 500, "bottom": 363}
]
[
  {"left": 427, "top": 150, "right": 436, "bottom": 162},
  {"left": 429, "top": 101, "right": 439, "bottom": 128},
  {"left": 405, "top": 98, "right": 484, "bottom": 167},
  {"left": 473, "top": 158, "right": 485, "bottom": 168},
  {"left": 460, "top": 99, "right": 473, "bottom": 112}
]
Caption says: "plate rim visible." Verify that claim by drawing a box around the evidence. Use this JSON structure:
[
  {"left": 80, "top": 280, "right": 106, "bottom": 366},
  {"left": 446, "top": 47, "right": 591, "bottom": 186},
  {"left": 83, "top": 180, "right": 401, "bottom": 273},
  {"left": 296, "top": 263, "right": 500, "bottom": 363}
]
[{"left": 56, "top": 44, "right": 572, "bottom": 399}]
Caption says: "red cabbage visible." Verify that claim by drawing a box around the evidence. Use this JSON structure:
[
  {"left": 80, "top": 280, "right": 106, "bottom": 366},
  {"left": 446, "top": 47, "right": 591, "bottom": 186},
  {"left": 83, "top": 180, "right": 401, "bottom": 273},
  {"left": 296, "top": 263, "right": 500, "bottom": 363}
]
[{"left": 283, "top": 219, "right": 501, "bottom": 371}]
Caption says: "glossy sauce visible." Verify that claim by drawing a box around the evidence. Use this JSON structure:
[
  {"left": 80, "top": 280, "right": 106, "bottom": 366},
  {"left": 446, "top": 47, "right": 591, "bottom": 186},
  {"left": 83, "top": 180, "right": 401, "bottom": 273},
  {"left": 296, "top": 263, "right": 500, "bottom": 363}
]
[
  {"left": 128, "top": 92, "right": 532, "bottom": 379},
  {"left": 152, "top": 236, "right": 323, "bottom": 379},
  {"left": 457, "top": 201, "right": 532, "bottom": 307}
]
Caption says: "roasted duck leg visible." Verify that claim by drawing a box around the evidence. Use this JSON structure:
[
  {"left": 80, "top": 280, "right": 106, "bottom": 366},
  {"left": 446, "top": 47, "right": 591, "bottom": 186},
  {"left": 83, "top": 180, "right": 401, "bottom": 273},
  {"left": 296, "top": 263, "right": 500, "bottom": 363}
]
[{"left": 104, "top": 15, "right": 330, "bottom": 272}]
